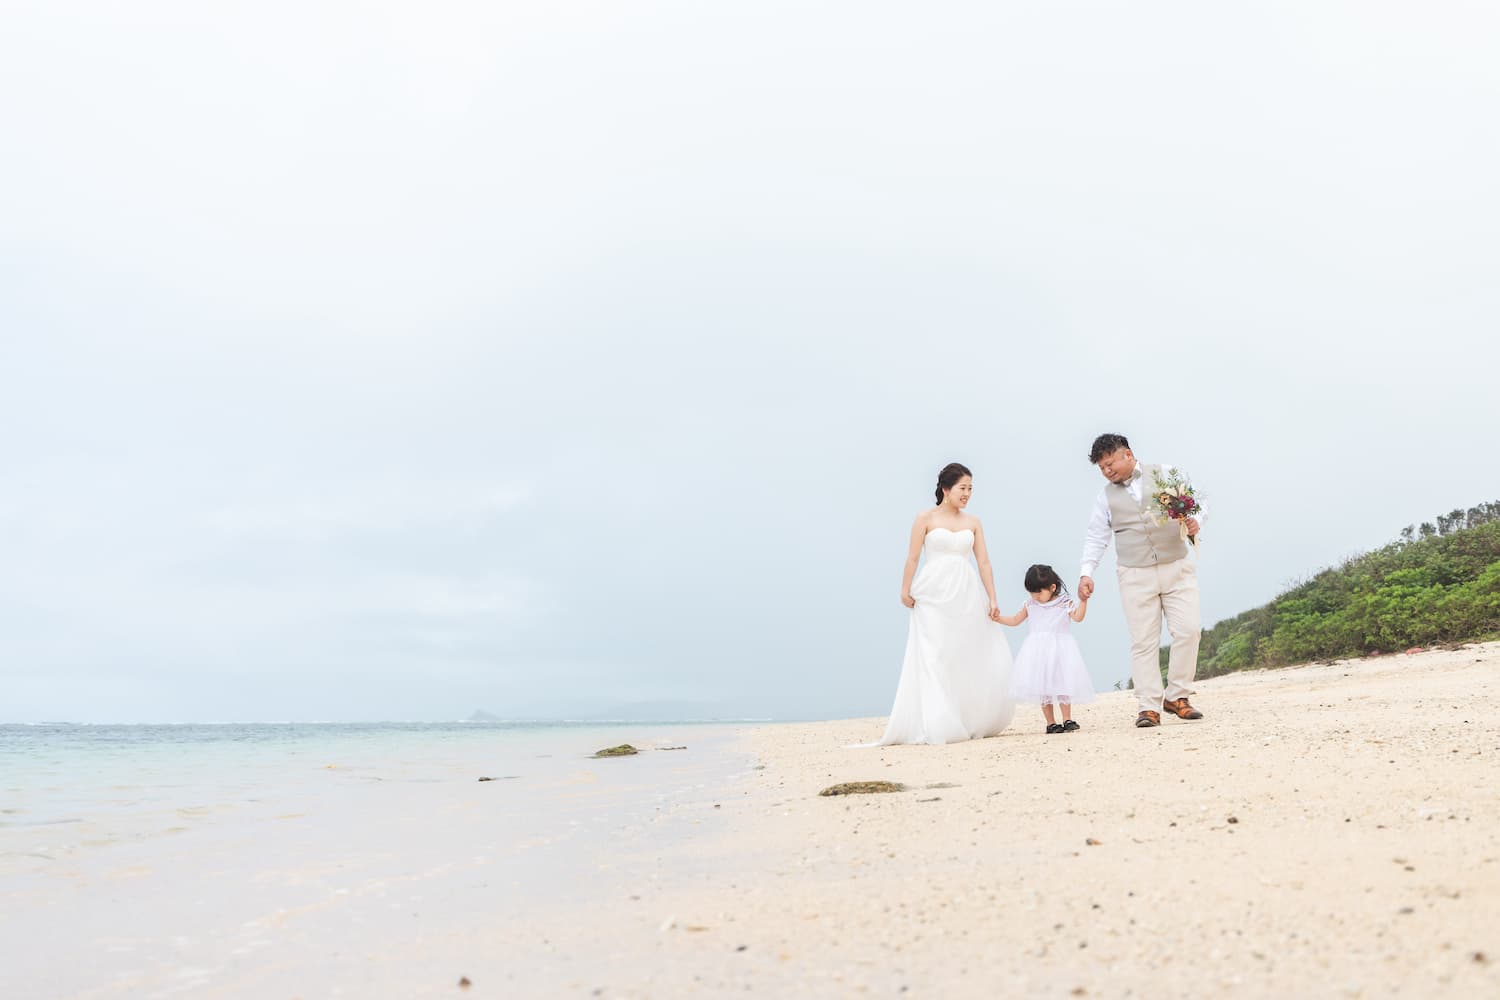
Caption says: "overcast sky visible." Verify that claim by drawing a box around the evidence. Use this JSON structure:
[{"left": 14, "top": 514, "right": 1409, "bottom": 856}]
[{"left": 3, "top": 2, "right": 1497, "bottom": 723}]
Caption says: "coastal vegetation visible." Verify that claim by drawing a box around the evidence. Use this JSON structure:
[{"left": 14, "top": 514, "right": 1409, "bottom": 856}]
[{"left": 1183, "top": 502, "right": 1500, "bottom": 676}]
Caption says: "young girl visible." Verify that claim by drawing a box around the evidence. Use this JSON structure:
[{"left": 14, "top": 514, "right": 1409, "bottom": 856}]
[{"left": 996, "top": 564, "right": 1095, "bottom": 733}]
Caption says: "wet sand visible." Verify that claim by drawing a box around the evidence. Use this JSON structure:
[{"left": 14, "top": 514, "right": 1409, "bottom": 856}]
[
  {"left": 6, "top": 647, "right": 1500, "bottom": 997},
  {"left": 486, "top": 643, "right": 1500, "bottom": 998}
]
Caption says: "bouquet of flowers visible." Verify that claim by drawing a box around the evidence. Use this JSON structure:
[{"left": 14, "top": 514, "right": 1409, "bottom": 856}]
[{"left": 1149, "top": 469, "right": 1201, "bottom": 548}]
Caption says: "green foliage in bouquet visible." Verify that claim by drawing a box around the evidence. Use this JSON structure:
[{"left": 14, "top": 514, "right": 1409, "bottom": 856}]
[{"left": 1149, "top": 469, "right": 1201, "bottom": 525}]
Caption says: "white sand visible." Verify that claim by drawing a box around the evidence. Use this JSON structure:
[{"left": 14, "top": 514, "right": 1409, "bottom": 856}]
[
  {"left": 8, "top": 648, "right": 1500, "bottom": 997},
  {"left": 484, "top": 643, "right": 1500, "bottom": 997}
]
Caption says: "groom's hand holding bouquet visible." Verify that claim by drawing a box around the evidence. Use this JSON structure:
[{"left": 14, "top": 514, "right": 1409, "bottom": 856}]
[{"left": 1150, "top": 469, "right": 1202, "bottom": 548}]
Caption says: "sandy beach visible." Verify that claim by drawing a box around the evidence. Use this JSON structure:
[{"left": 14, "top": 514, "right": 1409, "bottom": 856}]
[
  {"left": 486, "top": 643, "right": 1500, "bottom": 998},
  {"left": 6, "top": 646, "right": 1500, "bottom": 998}
]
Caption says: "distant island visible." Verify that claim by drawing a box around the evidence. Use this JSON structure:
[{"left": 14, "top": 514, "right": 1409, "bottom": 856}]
[{"left": 1174, "top": 500, "right": 1500, "bottom": 677}]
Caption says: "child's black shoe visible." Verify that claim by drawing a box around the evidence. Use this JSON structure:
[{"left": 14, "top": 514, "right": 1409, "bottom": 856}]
[
  {"left": 1062, "top": 720, "right": 1081, "bottom": 732},
  {"left": 1045, "top": 723, "right": 1065, "bottom": 734}
]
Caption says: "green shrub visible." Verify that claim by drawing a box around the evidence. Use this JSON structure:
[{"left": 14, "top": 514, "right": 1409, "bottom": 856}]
[{"left": 1172, "top": 506, "right": 1500, "bottom": 673}]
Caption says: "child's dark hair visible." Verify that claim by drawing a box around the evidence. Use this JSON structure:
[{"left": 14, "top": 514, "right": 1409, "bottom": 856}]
[{"left": 1023, "top": 564, "right": 1068, "bottom": 598}]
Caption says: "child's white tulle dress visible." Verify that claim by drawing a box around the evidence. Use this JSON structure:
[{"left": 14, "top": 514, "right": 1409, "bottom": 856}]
[{"left": 1012, "top": 596, "right": 1096, "bottom": 705}]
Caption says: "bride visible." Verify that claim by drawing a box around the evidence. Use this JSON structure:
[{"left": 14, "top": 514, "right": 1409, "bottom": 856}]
[{"left": 879, "top": 462, "right": 1016, "bottom": 745}]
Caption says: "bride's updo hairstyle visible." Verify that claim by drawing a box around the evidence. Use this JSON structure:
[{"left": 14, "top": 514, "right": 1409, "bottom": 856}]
[{"left": 934, "top": 463, "right": 973, "bottom": 505}]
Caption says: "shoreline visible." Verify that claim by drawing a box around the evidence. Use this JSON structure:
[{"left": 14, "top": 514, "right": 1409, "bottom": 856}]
[
  {"left": 5, "top": 647, "right": 1499, "bottom": 997},
  {"left": 0, "top": 721, "right": 752, "bottom": 998},
  {"left": 485, "top": 642, "right": 1500, "bottom": 997}
]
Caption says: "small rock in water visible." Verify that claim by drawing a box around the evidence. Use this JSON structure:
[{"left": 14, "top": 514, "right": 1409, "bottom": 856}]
[
  {"left": 819, "top": 781, "right": 905, "bottom": 796},
  {"left": 594, "top": 744, "right": 639, "bottom": 757}
]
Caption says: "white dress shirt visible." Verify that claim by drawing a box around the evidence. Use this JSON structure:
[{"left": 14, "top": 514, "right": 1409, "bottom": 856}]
[{"left": 1080, "top": 462, "right": 1206, "bottom": 579}]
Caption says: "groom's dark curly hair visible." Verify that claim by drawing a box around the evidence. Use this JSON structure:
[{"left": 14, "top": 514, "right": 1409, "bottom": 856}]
[{"left": 1088, "top": 433, "right": 1131, "bottom": 464}]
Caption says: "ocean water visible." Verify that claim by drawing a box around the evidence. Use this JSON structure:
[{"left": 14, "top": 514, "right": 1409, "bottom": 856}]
[
  {"left": 0, "top": 721, "right": 740, "bottom": 823},
  {"left": 0, "top": 721, "right": 756, "bottom": 997},
  {"left": 0, "top": 720, "right": 753, "bottom": 855}
]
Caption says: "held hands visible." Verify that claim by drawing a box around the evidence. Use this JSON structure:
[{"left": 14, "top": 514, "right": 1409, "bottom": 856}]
[
  {"left": 1078, "top": 576, "right": 1095, "bottom": 600},
  {"left": 990, "top": 605, "right": 1026, "bottom": 626},
  {"left": 901, "top": 593, "right": 916, "bottom": 609}
]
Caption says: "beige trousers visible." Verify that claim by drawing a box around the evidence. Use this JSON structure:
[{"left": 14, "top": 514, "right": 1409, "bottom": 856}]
[{"left": 1117, "top": 557, "right": 1201, "bottom": 712}]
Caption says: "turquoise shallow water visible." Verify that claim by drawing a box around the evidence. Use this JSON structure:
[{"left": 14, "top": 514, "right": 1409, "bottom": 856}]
[
  {"left": 0, "top": 720, "right": 758, "bottom": 996},
  {"left": 0, "top": 721, "right": 745, "bottom": 828}
]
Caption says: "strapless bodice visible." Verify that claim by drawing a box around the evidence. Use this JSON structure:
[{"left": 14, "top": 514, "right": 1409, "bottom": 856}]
[{"left": 923, "top": 527, "right": 974, "bottom": 558}]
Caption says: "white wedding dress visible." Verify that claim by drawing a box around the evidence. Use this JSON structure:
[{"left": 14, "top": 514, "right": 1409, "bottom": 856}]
[{"left": 879, "top": 528, "right": 1016, "bottom": 745}]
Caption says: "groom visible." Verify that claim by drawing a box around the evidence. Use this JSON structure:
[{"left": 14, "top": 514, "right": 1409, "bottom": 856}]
[{"left": 1077, "top": 433, "right": 1204, "bottom": 728}]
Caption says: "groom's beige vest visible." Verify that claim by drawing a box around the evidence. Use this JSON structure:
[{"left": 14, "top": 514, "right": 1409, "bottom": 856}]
[{"left": 1108, "top": 463, "right": 1189, "bottom": 568}]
